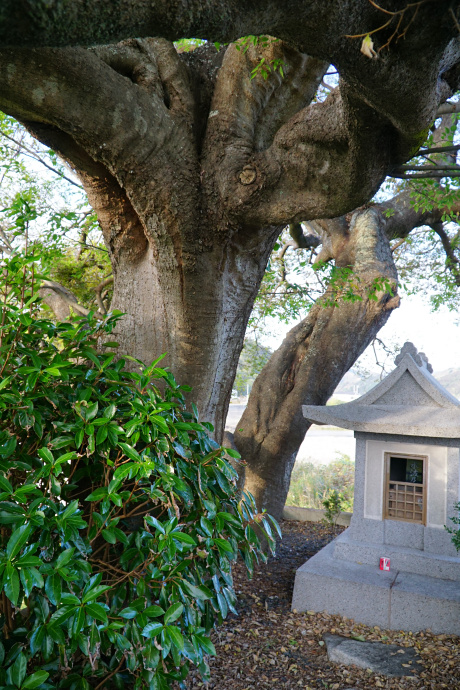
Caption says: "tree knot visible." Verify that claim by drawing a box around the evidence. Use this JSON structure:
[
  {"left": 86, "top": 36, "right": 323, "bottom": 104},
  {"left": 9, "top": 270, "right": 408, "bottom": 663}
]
[{"left": 238, "top": 165, "right": 257, "bottom": 185}]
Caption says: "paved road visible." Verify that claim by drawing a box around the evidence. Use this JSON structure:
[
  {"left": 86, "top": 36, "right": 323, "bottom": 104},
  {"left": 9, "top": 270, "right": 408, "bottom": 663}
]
[
  {"left": 226, "top": 404, "right": 355, "bottom": 465},
  {"left": 225, "top": 404, "right": 247, "bottom": 431}
]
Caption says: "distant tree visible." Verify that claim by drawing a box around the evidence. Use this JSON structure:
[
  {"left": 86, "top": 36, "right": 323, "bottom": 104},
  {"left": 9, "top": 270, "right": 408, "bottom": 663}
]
[{"left": 234, "top": 339, "right": 273, "bottom": 397}]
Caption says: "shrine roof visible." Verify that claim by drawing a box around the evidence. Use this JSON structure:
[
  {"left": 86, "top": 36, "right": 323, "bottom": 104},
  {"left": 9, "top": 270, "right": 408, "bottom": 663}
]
[{"left": 302, "top": 342, "right": 460, "bottom": 438}]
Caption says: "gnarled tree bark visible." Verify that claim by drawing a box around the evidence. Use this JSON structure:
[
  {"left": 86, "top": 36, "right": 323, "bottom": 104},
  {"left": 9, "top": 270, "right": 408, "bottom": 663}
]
[
  {"left": 0, "top": 5, "right": 458, "bottom": 514},
  {"left": 234, "top": 206, "right": 399, "bottom": 519}
]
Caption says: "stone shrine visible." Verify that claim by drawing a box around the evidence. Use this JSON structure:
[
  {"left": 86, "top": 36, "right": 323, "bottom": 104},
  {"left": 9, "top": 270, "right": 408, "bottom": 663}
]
[{"left": 292, "top": 343, "right": 460, "bottom": 634}]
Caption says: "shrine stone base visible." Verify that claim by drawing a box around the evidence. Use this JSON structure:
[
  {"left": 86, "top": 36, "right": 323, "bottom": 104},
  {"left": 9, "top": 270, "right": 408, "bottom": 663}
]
[{"left": 292, "top": 536, "right": 460, "bottom": 636}]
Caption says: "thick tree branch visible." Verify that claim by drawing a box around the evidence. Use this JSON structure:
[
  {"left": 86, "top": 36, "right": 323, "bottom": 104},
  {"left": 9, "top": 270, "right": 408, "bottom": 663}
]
[
  {"left": 289, "top": 223, "right": 322, "bottom": 249},
  {"left": 202, "top": 41, "right": 326, "bottom": 198},
  {"left": 19, "top": 122, "right": 149, "bottom": 266},
  {"left": 437, "top": 102, "right": 460, "bottom": 116},
  {"left": 0, "top": 40, "right": 202, "bottom": 264},
  {"left": 217, "top": 83, "right": 407, "bottom": 225},
  {"left": 0, "top": 1, "right": 454, "bottom": 60},
  {"left": 0, "top": 227, "right": 13, "bottom": 254},
  {"left": 392, "top": 171, "right": 460, "bottom": 179},
  {"left": 431, "top": 221, "right": 460, "bottom": 287},
  {"left": 0, "top": 2, "right": 457, "bottom": 156},
  {"left": 379, "top": 190, "right": 460, "bottom": 241},
  {"left": 0, "top": 40, "right": 196, "bottom": 190},
  {"left": 39, "top": 279, "right": 100, "bottom": 320},
  {"left": 278, "top": 223, "right": 322, "bottom": 260},
  {"left": 397, "top": 164, "right": 460, "bottom": 172},
  {"left": 235, "top": 207, "right": 399, "bottom": 517},
  {"left": 94, "top": 275, "right": 114, "bottom": 314},
  {"left": 419, "top": 145, "right": 460, "bottom": 155}
]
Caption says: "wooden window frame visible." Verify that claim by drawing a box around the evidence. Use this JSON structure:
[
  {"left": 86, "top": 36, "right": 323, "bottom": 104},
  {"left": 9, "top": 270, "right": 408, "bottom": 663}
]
[{"left": 383, "top": 452, "right": 427, "bottom": 525}]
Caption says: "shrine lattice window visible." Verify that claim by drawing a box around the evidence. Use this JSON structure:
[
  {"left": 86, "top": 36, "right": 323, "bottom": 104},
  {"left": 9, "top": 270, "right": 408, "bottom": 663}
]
[{"left": 384, "top": 453, "right": 427, "bottom": 525}]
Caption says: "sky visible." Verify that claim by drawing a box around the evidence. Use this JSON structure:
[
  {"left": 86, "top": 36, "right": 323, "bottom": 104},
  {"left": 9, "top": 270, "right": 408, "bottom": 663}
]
[
  {"left": 261, "top": 291, "right": 460, "bottom": 375},
  {"left": 376, "top": 294, "right": 460, "bottom": 373}
]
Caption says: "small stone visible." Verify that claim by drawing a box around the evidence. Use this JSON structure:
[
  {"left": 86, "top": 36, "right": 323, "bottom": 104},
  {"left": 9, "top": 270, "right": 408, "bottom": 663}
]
[{"left": 323, "top": 633, "right": 422, "bottom": 677}]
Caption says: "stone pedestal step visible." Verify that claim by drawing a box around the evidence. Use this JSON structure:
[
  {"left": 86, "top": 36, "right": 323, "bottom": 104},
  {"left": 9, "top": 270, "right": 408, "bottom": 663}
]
[
  {"left": 292, "top": 540, "right": 460, "bottom": 635},
  {"left": 333, "top": 530, "right": 460, "bottom": 581}
]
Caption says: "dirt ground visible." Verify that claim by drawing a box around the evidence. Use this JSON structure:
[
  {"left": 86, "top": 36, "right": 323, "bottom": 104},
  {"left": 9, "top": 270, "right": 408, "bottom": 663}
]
[{"left": 183, "top": 520, "right": 460, "bottom": 690}]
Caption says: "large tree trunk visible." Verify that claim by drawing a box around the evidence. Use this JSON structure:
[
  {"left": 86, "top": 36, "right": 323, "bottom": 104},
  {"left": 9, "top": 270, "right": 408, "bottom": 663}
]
[
  {"left": 108, "top": 222, "right": 279, "bottom": 436},
  {"left": 235, "top": 207, "right": 400, "bottom": 519}
]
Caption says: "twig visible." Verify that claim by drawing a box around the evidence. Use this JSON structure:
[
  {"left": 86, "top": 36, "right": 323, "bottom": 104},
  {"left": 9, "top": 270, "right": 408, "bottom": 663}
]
[
  {"left": 94, "top": 275, "right": 113, "bottom": 315},
  {"left": 396, "top": 164, "right": 460, "bottom": 172},
  {"left": 344, "top": 18, "right": 392, "bottom": 39},
  {"left": 418, "top": 145, "right": 460, "bottom": 155},
  {"left": 0, "top": 227, "right": 13, "bottom": 252},
  {"left": 391, "top": 171, "right": 460, "bottom": 179},
  {"left": 40, "top": 279, "right": 106, "bottom": 319},
  {"left": 94, "top": 654, "right": 126, "bottom": 690},
  {"left": 450, "top": 6, "right": 460, "bottom": 33},
  {"left": 431, "top": 222, "right": 460, "bottom": 287},
  {"left": 0, "top": 131, "right": 83, "bottom": 189},
  {"left": 344, "top": 0, "right": 430, "bottom": 46},
  {"left": 390, "top": 237, "right": 407, "bottom": 253}
]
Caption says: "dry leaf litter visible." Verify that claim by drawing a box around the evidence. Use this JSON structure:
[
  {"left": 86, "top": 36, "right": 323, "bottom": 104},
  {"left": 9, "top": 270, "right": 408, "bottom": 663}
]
[{"left": 179, "top": 520, "right": 460, "bottom": 690}]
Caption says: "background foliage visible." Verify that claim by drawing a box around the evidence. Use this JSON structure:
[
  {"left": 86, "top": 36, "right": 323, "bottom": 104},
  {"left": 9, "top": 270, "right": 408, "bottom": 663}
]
[{"left": 286, "top": 454, "right": 354, "bottom": 512}]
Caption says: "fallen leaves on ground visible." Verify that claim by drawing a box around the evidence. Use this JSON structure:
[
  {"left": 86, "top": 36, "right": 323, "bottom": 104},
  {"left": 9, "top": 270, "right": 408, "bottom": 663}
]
[{"left": 180, "top": 520, "right": 460, "bottom": 689}]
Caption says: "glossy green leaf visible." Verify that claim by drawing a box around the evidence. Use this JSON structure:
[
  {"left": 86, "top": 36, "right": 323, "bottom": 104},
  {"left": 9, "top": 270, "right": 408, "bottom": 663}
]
[
  {"left": 82, "top": 584, "right": 111, "bottom": 603},
  {"left": 101, "top": 528, "right": 116, "bottom": 544},
  {"left": 55, "top": 547, "right": 75, "bottom": 569},
  {"left": 181, "top": 581, "right": 212, "bottom": 601},
  {"left": 164, "top": 602, "right": 183, "bottom": 625},
  {"left": 144, "top": 515, "right": 165, "bottom": 534},
  {"left": 144, "top": 605, "right": 165, "bottom": 618},
  {"left": 38, "top": 447, "right": 54, "bottom": 465},
  {"left": 150, "top": 415, "right": 169, "bottom": 434},
  {"left": 216, "top": 591, "right": 228, "bottom": 618},
  {"left": 118, "top": 607, "right": 138, "bottom": 619},
  {"left": 85, "top": 487, "right": 108, "bottom": 501},
  {"left": 96, "top": 425, "right": 108, "bottom": 444},
  {"left": 29, "top": 625, "right": 45, "bottom": 655},
  {"left": 165, "top": 625, "right": 184, "bottom": 651},
  {"left": 85, "top": 602, "right": 108, "bottom": 623},
  {"left": 10, "top": 652, "right": 27, "bottom": 688},
  {"left": 118, "top": 442, "right": 141, "bottom": 461},
  {"left": 172, "top": 532, "right": 196, "bottom": 546},
  {"left": 45, "top": 573, "right": 62, "bottom": 606},
  {"left": 6, "top": 523, "right": 32, "bottom": 559},
  {"left": 195, "top": 633, "right": 216, "bottom": 656},
  {"left": 4, "top": 566, "right": 20, "bottom": 605},
  {"left": 15, "top": 554, "right": 41, "bottom": 567},
  {"left": 214, "top": 538, "right": 234, "bottom": 555},
  {"left": 141, "top": 622, "right": 163, "bottom": 638},
  {"left": 21, "top": 671, "right": 50, "bottom": 689},
  {"left": 0, "top": 474, "right": 13, "bottom": 494}
]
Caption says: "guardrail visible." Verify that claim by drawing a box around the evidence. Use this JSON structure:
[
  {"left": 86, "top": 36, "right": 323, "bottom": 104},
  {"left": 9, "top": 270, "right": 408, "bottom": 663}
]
[{"left": 282, "top": 505, "right": 352, "bottom": 526}]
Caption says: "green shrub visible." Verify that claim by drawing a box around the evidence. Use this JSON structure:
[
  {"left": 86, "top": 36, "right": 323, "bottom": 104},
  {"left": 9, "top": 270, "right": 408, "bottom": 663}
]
[
  {"left": 322, "top": 490, "right": 345, "bottom": 525},
  {"left": 445, "top": 503, "right": 460, "bottom": 552},
  {"left": 286, "top": 454, "right": 354, "bottom": 511},
  {"left": 0, "top": 254, "right": 278, "bottom": 689}
]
